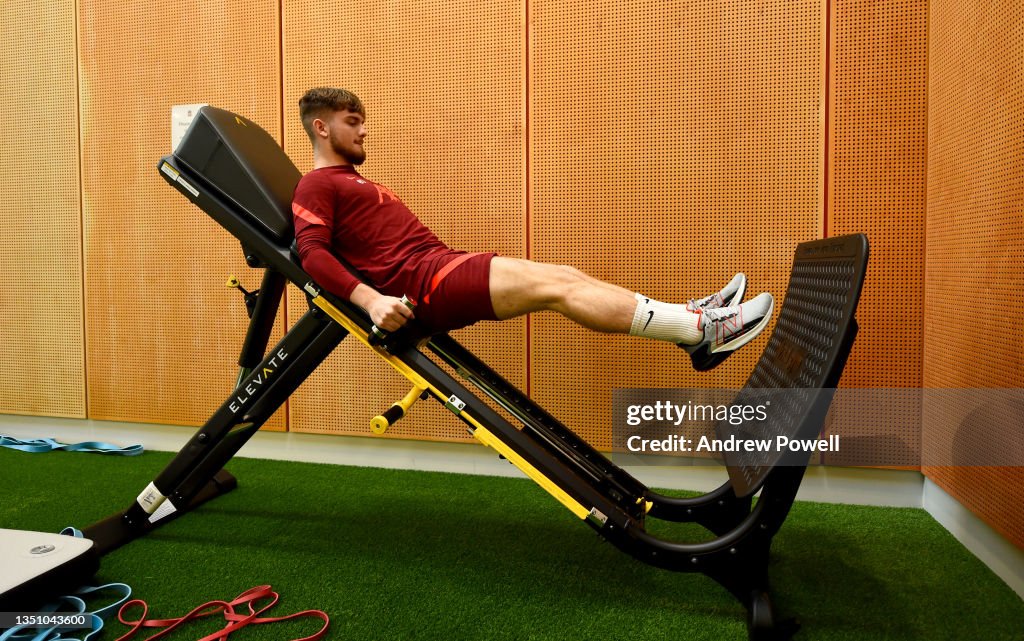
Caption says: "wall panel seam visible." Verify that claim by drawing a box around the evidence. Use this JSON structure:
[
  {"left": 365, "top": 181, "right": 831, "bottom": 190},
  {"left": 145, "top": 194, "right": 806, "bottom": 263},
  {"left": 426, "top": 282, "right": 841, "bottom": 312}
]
[
  {"left": 919, "top": 0, "right": 931, "bottom": 411},
  {"left": 525, "top": 0, "right": 532, "bottom": 398},
  {"left": 279, "top": 0, "right": 289, "bottom": 432},
  {"left": 824, "top": 0, "right": 832, "bottom": 239},
  {"left": 75, "top": 0, "right": 89, "bottom": 417}
]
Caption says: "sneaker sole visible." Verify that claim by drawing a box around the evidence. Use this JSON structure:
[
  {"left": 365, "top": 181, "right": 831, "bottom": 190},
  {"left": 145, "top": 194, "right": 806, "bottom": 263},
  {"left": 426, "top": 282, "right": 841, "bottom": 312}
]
[{"left": 688, "top": 346, "right": 733, "bottom": 372}]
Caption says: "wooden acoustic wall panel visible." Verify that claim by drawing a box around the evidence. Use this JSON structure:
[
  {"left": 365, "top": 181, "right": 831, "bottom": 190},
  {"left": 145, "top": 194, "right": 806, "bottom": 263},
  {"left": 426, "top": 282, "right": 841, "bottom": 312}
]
[
  {"left": 530, "top": 1, "right": 825, "bottom": 449},
  {"left": 80, "top": 0, "right": 287, "bottom": 429},
  {"left": 923, "top": 0, "right": 1024, "bottom": 548},
  {"left": 284, "top": 0, "right": 525, "bottom": 441},
  {"left": 0, "top": 1, "right": 84, "bottom": 418},
  {"left": 823, "top": 0, "right": 927, "bottom": 467}
]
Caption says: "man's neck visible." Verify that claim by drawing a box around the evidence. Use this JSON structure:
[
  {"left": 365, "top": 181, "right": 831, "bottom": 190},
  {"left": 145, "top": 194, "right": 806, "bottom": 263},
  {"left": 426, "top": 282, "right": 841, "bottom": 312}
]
[{"left": 312, "top": 150, "right": 352, "bottom": 171}]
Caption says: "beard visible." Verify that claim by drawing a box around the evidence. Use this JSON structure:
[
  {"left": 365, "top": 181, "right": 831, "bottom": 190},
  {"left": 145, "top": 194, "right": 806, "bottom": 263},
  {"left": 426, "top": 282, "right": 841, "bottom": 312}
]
[{"left": 330, "top": 131, "right": 366, "bottom": 165}]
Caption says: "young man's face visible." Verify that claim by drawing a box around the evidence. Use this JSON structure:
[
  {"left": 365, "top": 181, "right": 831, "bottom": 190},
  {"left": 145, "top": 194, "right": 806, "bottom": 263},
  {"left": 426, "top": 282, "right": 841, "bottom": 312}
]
[{"left": 321, "top": 109, "right": 367, "bottom": 165}]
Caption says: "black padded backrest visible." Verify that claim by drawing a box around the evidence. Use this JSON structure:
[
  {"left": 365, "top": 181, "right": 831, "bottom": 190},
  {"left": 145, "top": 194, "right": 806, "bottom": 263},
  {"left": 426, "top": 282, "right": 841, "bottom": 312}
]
[
  {"left": 721, "top": 234, "right": 869, "bottom": 496},
  {"left": 173, "top": 106, "right": 300, "bottom": 243}
]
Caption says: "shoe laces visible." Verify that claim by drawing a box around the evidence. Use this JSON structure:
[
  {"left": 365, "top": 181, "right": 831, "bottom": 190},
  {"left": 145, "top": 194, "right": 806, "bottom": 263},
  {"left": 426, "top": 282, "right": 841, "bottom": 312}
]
[
  {"left": 688, "top": 292, "right": 723, "bottom": 311},
  {"left": 702, "top": 305, "right": 739, "bottom": 324}
]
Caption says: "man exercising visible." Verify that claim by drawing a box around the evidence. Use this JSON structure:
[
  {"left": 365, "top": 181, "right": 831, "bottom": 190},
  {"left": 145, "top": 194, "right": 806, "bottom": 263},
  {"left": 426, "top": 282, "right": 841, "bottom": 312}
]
[{"left": 291, "top": 88, "right": 774, "bottom": 371}]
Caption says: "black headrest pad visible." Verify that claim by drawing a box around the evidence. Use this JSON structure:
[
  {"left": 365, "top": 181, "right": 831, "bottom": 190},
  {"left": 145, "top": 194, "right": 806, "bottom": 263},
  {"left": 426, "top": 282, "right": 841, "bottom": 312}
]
[{"left": 174, "top": 106, "right": 301, "bottom": 242}]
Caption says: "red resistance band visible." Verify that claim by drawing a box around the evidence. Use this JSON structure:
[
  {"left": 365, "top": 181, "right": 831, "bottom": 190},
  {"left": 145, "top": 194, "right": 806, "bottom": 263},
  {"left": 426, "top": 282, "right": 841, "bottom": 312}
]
[
  {"left": 421, "top": 252, "right": 483, "bottom": 305},
  {"left": 114, "top": 585, "right": 329, "bottom": 641}
]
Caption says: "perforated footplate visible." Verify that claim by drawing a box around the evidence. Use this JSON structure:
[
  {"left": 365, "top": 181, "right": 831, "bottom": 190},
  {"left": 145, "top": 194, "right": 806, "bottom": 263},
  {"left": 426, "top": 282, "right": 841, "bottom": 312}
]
[{"left": 722, "top": 235, "right": 868, "bottom": 496}]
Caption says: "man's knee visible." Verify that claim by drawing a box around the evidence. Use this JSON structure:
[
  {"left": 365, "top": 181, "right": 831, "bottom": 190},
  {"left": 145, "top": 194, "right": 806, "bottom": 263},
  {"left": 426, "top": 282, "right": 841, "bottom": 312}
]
[
  {"left": 535, "top": 262, "right": 583, "bottom": 294},
  {"left": 489, "top": 258, "right": 576, "bottom": 317},
  {"left": 555, "top": 264, "right": 585, "bottom": 279},
  {"left": 505, "top": 259, "right": 578, "bottom": 287},
  {"left": 534, "top": 263, "right": 584, "bottom": 309}
]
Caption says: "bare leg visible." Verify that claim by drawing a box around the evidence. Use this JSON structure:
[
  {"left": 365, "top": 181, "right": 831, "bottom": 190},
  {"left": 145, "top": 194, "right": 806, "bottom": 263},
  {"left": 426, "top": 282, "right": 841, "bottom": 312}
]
[
  {"left": 562, "top": 266, "right": 637, "bottom": 298},
  {"left": 485, "top": 258, "right": 774, "bottom": 374},
  {"left": 488, "top": 257, "right": 637, "bottom": 333}
]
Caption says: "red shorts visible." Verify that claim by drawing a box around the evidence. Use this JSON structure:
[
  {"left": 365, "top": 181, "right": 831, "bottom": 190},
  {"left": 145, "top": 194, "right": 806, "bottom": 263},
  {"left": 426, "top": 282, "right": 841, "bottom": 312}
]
[{"left": 412, "top": 251, "right": 498, "bottom": 335}]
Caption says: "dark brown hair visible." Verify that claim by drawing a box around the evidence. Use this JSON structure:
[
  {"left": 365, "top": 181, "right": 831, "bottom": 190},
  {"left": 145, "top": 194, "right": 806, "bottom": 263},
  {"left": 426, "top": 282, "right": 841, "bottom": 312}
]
[{"left": 298, "top": 87, "right": 365, "bottom": 143}]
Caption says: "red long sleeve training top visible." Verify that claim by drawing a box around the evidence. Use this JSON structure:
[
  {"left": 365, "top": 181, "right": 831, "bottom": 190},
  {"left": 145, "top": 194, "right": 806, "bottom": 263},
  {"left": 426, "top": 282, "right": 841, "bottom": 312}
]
[{"left": 291, "top": 165, "right": 451, "bottom": 301}]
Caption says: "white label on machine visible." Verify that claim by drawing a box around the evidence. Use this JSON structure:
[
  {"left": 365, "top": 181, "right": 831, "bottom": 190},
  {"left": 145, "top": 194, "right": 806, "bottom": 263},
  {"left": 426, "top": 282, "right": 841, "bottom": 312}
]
[
  {"left": 171, "top": 103, "right": 208, "bottom": 152},
  {"left": 148, "top": 499, "right": 179, "bottom": 524},
  {"left": 176, "top": 175, "right": 200, "bottom": 197},
  {"left": 136, "top": 482, "right": 167, "bottom": 514}
]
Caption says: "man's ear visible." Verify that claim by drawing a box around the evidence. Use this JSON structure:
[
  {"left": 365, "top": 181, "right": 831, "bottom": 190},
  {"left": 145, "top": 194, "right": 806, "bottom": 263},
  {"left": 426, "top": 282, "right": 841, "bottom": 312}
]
[{"left": 312, "top": 117, "right": 328, "bottom": 138}]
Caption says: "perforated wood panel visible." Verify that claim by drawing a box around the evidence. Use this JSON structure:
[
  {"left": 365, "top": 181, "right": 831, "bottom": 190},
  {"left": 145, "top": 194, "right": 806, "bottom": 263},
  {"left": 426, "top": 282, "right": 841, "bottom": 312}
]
[
  {"left": 283, "top": 0, "right": 526, "bottom": 440},
  {"left": 923, "top": 0, "right": 1024, "bottom": 548},
  {"left": 80, "top": 0, "right": 287, "bottom": 429},
  {"left": 530, "top": 1, "right": 825, "bottom": 449},
  {"left": 0, "top": 1, "right": 85, "bottom": 418},
  {"left": 823, "top": 0, "right": 928, "bottom": 466}
]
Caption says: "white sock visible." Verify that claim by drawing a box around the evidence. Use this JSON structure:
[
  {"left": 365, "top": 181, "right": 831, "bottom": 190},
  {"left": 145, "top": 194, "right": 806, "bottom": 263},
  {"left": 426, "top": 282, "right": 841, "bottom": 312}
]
[{"left": 629, "top": 296, "right": 704, "bottom": 344}]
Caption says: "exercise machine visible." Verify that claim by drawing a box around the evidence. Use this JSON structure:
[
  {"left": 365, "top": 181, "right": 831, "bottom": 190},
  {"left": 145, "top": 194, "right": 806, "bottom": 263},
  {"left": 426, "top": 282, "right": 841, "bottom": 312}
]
[{"left": 78, "top": 106, "right": 867, "bottom": 640}]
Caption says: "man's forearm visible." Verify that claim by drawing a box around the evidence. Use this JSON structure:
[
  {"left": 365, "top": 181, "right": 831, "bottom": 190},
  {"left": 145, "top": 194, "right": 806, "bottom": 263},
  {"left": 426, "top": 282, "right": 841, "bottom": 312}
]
[
  {"left": 349, "top": 283, "right": 382, "bottom": 310},
  {"left": 294, "top": 229, "right": 411, "bottom": 329}
]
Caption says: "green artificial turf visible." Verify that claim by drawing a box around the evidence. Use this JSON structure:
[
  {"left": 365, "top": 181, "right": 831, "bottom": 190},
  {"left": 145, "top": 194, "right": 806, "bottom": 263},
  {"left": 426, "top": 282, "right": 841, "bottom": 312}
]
[{"left": 1, "top": 447, "right": 1021, "bottom": 640}]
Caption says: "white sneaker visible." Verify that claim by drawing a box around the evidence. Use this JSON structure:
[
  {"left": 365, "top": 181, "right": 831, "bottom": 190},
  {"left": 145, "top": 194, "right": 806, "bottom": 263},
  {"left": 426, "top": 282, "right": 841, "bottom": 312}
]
[
  {"left": 685, "top": 273, "right": 746, "bottom": 312},
  {"left": 681, "top": 292, "right": 774, "bottom": 371}
]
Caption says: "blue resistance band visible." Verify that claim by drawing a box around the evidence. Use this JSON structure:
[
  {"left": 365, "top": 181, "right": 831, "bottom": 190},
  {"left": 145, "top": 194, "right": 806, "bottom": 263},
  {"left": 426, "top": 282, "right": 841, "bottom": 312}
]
[
  {"left": 0, "top": 583, "right": 132, "bottom": 641},
  {"left": 0, "top": 435, "right": 142, "bottom": 456}
]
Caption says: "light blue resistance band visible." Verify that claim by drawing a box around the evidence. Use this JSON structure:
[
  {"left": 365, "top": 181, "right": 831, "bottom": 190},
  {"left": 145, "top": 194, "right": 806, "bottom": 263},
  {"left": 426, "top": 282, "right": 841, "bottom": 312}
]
[
  {"left": 0, "top": 435, "right": 142, "bottom": 456},
  {"left": 0, "top": 583, "right": 132, "bottom": 641}
]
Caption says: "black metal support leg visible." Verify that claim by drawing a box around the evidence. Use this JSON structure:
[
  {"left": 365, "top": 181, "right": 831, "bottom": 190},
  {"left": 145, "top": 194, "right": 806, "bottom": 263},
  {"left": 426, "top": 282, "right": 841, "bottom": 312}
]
[
  {"left": 238, "top": 269, "right": 287, "bottom": 370},
  {"left": 705, "top": 550, "right": 800, "bottom": 641},
  {"left": 84, "top": 306, "right": 347, "bottom": 554}
]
